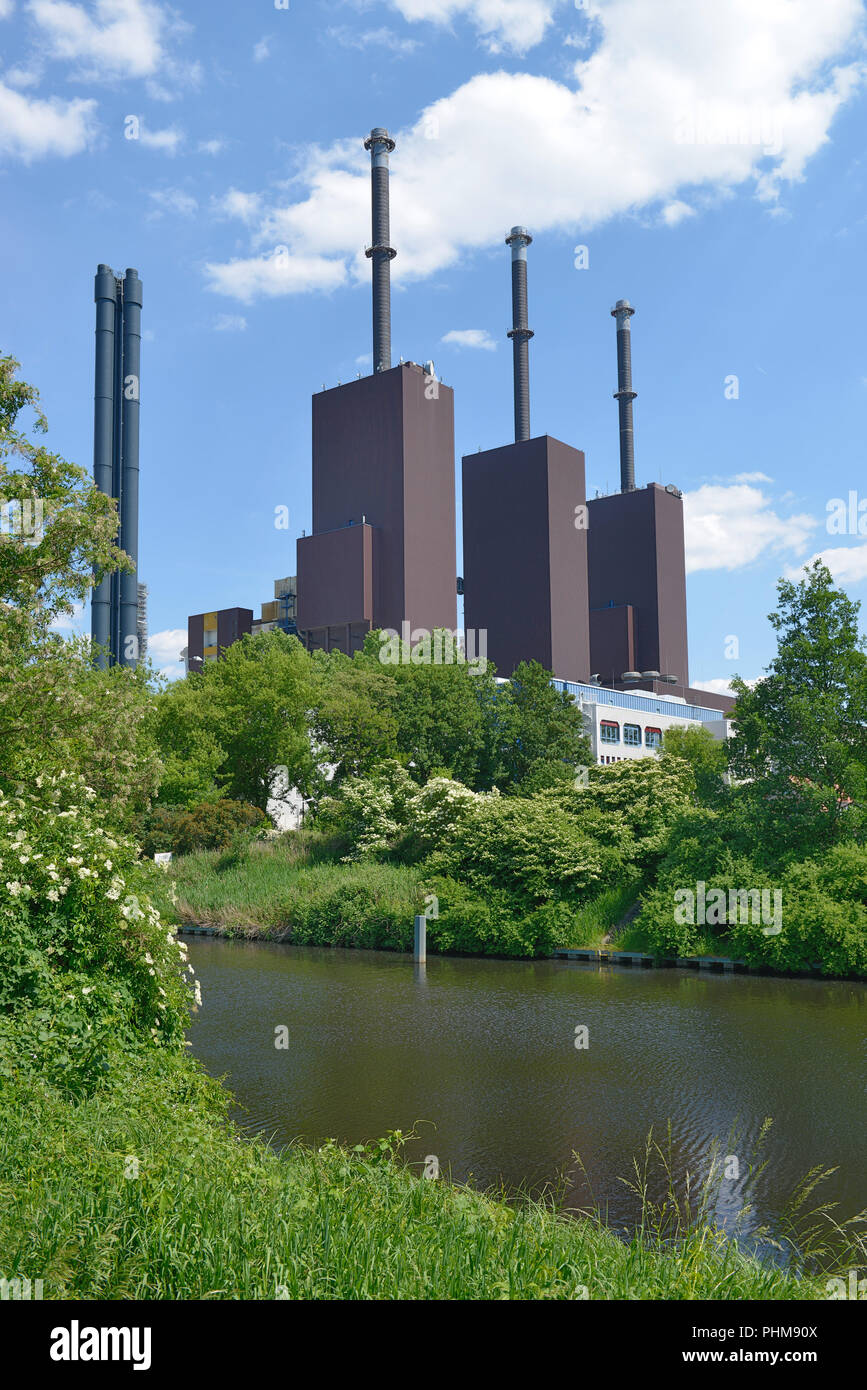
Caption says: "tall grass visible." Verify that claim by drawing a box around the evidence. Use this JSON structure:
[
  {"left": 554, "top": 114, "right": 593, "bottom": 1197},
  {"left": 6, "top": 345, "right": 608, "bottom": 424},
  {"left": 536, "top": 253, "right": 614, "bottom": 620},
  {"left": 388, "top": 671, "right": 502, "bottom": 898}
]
[
  {"left": 145, "top": 842, "right": 423, "bottom": 946},
  {"left": 564, "top": 882, "right": 642, "bottom": 948},
  {"left": 0, "top": 1051, "right": 850, "bottom": 1301},
  {"left": 145, "top": 840, "right": 641, "bottom": 957}
]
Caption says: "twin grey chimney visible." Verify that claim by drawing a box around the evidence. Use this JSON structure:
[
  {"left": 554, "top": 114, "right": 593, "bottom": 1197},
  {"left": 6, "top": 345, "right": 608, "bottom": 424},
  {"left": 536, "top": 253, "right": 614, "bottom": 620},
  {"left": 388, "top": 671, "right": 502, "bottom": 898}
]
[
  {"left": 364, "top": 128, "right": 396, "bottom": 373},
  {"left": 90, "top": 265, "right": 142, "bottom": 668}
]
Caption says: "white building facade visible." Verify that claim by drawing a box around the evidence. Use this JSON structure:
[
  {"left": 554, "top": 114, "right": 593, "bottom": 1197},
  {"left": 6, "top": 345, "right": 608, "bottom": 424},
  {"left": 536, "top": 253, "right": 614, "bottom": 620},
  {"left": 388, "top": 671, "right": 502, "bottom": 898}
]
[{"left": 551, "top": 680, "right": 731, "bottom": 765}]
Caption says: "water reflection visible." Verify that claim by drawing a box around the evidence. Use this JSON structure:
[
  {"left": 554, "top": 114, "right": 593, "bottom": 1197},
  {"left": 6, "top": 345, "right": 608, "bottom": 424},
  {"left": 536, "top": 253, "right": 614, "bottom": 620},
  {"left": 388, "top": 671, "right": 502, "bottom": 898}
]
[{"left": 187, "top": 939, "right": 866, "bottom": 1261}]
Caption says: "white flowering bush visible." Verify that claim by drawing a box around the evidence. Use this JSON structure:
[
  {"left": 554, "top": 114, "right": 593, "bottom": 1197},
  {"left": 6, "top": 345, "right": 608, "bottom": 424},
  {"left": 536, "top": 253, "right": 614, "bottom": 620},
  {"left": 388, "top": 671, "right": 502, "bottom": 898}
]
[
  {"left": 321, "top": 761, "right": 419, "bottom": 860},
  {"left": 0, "top": 773, "right": 199, "bottom": 1096},
  {"left": 409, "top": 776, "right": 494, "bottom": 857},
  {"left": 319, "top": 761, "right": 493, "bottom": 862}
]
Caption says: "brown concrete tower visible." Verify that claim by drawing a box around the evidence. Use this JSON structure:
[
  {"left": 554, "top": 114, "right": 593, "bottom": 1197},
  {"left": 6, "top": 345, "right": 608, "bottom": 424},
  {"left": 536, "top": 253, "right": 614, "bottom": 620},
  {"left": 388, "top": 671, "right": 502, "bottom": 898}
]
[
  {"left": 587, "top": 300, "right": 691, "bottom": 697},
  {"left": 296, "top": 129, "right": 457, "bottom": 654},
  {"left": 461, "top": 227, "right": 591, "bottom": 682}
]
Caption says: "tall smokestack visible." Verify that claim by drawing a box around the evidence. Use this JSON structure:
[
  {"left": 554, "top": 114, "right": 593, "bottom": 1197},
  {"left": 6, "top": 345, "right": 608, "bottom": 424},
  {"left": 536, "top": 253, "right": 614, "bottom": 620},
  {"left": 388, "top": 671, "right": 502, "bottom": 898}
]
[
  {"left": 91, "top": 264, "right": 117, "bottom": 669},
  {"left": 90, "top": 264, "right": 143, "bottom": 669},
  {"left": 118, "top": 268, "right": 142, "bottom": 667},
  {"left": 364, "top": 127, "right": 396, "bottom": 373},
  {"left": 612, "top": 298, "right": 637, "bottom": 491},
  {"left": 506, "top": 226, "right": 533, "bottom": 442}
]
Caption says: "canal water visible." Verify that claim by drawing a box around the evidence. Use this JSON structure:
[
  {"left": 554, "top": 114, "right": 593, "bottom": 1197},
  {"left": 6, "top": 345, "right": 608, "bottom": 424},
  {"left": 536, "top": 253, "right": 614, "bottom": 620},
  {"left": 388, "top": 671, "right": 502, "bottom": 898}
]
[{"left": 187, "top": 939, "right": 866, "bottom": 1258}]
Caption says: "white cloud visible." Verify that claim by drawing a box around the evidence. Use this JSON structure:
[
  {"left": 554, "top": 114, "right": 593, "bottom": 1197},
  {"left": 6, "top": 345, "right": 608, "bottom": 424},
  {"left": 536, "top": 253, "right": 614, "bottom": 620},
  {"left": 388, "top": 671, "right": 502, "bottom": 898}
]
[
  {"left": 733, "top": 471, "right": 773, "bottom": 483},
  {"left": 205, "top": 249, "right": 348, "bottom": 303},
  {"left": 386, "top": 0, "right": 558, "bottom": 53},
  {"left": 691, "top": 676, "right": 757, "bottom": 697},
  {"left": 28, "top": 0, "right": 166, "bottom": 79},
  {"left": 27, "top": 0, "right": 198, "bottom": 97},
  {"left": 327, "top": 25, "right": 420, "bottom": 55},
  {"left": 206, "top": 0, "right": 866, "bottom": 301},
  {"left": 198, "top": 137, "right": 225, "bottom": 156},
  {"left": 684, "top": 483, "right": 817, "bottom": 574},
  {"left": 148, "top": 186, "right": 197, "bottom": 217},
  {"left": 147, "top": 627, "right": 186, "bottom": 667},
  {"left": 253, "top": 36, "right": 270, "bottom": 62},
  {"left": 138, "top": 123, "right": 182, "bottom": 152},
  {"left": 3, "top": 66, "right": 42, "bottom": 88},
  {"left": 0, "top": 0, "right": 14, "bottom": 16},
  {"left": 49, "top": 601, "right": 86, "bottom": 634},
  {"left": 355, "top": 352, "right": 372, "bottom": 366},
  {"left": 441, "top": 328, "right": 497, "bottom": 350},
  {"left": 213, "top": 313, "right": 247, "bottom": 332},
  {"left": 0, "top": 80, "right": 97, "bottom": 159},
  {"left": 214, "top": 188, "right": 262, "bottom": 223},
  {"left": 660, "top": 199, "right": 694, "bottom": 226},
  {"left": 784, "top": 544, "right": 867, "bottom": 585}
]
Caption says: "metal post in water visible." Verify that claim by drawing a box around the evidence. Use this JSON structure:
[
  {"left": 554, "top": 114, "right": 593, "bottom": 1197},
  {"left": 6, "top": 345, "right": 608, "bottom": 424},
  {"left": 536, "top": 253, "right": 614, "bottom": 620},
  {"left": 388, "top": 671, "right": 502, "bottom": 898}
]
[{"left": 413, "top": 914, "right": 427, "bottom": 964}]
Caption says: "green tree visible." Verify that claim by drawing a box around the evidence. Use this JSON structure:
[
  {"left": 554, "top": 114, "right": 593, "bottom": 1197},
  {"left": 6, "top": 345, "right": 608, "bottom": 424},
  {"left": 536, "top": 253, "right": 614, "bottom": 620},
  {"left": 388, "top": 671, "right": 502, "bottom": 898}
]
[
  {"left": 496, "top": 660, "right": 593, "bottom": 791},
  {"left": 728, "top": 561, "right": 867, "bottom": 844},
  {"left": 0, "top": 355, "right": 159, "bottom": 821},
  {"left": 359, "top": 628, "right": 499, "bottom": 788},
  {"left": 661, "top": 725, "right": 728, "bottom": 805},
  {"left": 309, "top": 648, "right": 399, "bottom": 784},
  {"left": 0, "top": 354, "right": 126, "bottom": 644},
  {"left": 148, "top": 673, "right": 224, "bottom": 807},
  {"left": 154, "top": 630, "right": 314, "bottom": 814}
]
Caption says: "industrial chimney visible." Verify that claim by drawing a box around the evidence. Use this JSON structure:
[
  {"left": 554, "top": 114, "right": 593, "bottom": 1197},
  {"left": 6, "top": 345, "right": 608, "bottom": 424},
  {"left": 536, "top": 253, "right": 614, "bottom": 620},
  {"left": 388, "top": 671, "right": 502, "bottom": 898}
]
[
  {"left": 118, "top": 268, "right": 142, "bottom": 667},
  {"left": 91, "top": 265, "right": 116, "bottom": 666},
  {"left": 90, "top": 264, "right": 143, "bottom": 669},
  {"left": 506, "top": 226, "right": 533, "bottom": 442},
  {"left": 612, "top": 298, "right": 637, "bottom": 491},
  {"left": 364, "top": 128, "right": 396, "bottom": 373}
]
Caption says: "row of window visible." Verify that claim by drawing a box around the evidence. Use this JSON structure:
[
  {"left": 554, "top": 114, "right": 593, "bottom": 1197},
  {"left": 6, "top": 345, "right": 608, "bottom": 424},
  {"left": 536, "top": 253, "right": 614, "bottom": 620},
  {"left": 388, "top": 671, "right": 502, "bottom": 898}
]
[{"left": 600, "top": 720, "right": 662, "bottom": 749}]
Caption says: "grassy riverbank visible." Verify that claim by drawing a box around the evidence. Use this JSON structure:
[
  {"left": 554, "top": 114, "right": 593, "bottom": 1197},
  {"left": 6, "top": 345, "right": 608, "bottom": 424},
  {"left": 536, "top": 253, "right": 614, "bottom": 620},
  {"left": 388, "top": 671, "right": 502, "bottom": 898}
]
[
  {"left": 144, "top": 841, "right": 638, "bottom": 955},
  {"left": 0, "top": 1047, "right": 837, "bottom": 1301},
  {"left": 146, "top": 818, "right": 867, "bottom": 978}
]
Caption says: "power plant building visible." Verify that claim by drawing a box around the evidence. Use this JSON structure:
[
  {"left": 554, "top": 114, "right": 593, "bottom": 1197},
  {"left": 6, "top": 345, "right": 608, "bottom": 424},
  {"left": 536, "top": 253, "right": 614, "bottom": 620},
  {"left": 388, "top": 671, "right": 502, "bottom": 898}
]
[
  {"left": 180, "top": 122, "right": 733, "bottom": 728},
  {"left": 296, "top": 129, "right": 456, "bottom": 655},
  {"left": 297, "top": 361, "right": 456, "bottom": 655},
  {"left": 462, "top": 227, "right": 591, "bottom": 683}
]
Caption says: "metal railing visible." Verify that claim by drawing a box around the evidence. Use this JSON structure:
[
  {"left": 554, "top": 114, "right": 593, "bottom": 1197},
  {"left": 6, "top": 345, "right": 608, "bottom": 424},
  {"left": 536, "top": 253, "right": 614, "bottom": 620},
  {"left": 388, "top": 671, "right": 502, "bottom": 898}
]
[{"left": 552, "top": 679, "right": 728, "bottom": 724}]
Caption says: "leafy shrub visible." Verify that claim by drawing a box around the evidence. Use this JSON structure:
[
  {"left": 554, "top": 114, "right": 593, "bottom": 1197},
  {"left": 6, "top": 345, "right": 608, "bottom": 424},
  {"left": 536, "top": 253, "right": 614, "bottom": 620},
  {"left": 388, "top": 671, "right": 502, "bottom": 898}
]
[
  {"left": 729, "top": 845, "right": 867, "bottom": 976},
  {"left": 395, "top": 775, "right": 481, "bottom": 860},
  {"left": 633, "top": 883, "right": 706, "bottom": 958},
  {"left": 316, "top": 760, "right": 418, "bottom": 859},
  {"left": 0, "top": 775, "right": 196, "bottom": 1096},
  {"left": 575, "top": 757, "right": 696, "bottom": 870},
  {"left": 317, "top": 761, "right": 490, "bottom": 863},
  {"left": 423, "top": 875, "right": 570, "bottom": 957},
  {"left": 285, "top": 876, "right": 412, "bottom": 951},
  {"left": 429, "top": 796, "right": 610, "bottom": 908},
  {"left": 637, "top": 840, "right": 867, "bottom": 976},
  {"left": 135, "top": 799, "right": 268, "bottom": 857}
]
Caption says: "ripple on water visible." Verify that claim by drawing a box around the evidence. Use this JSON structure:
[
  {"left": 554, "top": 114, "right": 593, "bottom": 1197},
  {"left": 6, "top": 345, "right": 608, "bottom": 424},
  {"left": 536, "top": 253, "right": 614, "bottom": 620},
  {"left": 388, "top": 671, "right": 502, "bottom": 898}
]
[{"left": 187, "top": 941, "right": 867, "bottom": 1259}]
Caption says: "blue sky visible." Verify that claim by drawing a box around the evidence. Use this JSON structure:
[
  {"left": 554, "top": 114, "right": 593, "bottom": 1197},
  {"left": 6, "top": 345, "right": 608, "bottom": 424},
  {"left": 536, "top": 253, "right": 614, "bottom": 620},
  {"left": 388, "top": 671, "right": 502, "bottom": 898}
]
[{"left": 2, "top": 0, "right": 867, "bottom": 687}]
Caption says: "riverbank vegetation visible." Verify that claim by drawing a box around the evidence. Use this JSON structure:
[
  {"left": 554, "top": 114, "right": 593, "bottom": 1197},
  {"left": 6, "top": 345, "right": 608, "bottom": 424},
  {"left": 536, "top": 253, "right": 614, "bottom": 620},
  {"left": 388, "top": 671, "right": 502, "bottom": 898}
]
[
  {"left": 1, "top": 354, "right": 866, "bottom": 1300},
  {"left": 150, "top": 561, "right": 867, "bottom": 977},
  {"left": 4, "top": 353, "right": 866, "bottom": 975},
  {"left": 0, "top": 768, "right": 842, "bottom": 1301},
  {"left": 2, "top": 1042, "right": 846, "bottom": 1300}
]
